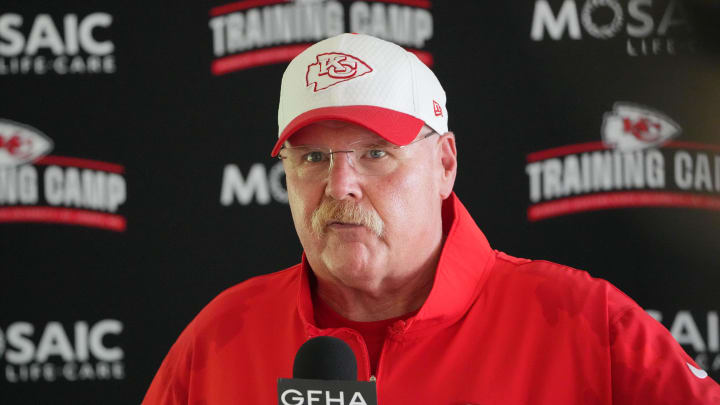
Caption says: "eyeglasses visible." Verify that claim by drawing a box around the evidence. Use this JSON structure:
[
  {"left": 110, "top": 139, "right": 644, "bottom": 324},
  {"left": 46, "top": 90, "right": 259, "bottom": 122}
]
[{"left": 278, "top": 132, "right": 438, "bottom": 180}]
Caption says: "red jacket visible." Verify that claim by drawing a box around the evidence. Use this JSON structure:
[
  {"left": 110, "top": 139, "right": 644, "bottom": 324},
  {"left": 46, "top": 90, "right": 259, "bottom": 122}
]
[{"left": 143, "top": 194, "right": 720, "bottom": 404}]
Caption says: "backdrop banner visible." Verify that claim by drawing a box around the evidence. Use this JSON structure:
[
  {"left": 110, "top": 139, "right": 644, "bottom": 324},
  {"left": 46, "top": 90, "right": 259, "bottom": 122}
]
[{"left": 1, "top": 1, "right": 718, "bottom": 403}]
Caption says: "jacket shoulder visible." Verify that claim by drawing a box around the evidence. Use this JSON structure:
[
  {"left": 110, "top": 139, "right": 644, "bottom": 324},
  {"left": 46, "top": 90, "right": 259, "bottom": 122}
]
[
  {"left": 141, "top": 265, "right": 303, "bottom": 404},
  {"left": 192, "top": 264, "right": 302, "bottom": 330},
  {"left": 490, "top": 250, "right": 638, "bottom": 317}
]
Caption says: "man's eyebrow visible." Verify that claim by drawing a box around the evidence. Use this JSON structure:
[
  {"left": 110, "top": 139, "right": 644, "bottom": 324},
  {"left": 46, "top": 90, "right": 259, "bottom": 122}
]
[
  {"left": 284, "top": 144, "right": 327, "bottom": 150},
  {"left": 351, "top": 138, "right": 394, "bottom": 147},
  {"left": 284, "top": 140, "right": 318, "bottom": 148}
]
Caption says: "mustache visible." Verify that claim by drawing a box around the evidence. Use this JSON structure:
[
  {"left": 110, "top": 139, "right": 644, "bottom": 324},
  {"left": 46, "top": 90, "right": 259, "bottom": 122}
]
[{"left": 310, "top": 198, "right": 384, "bottom": 238}]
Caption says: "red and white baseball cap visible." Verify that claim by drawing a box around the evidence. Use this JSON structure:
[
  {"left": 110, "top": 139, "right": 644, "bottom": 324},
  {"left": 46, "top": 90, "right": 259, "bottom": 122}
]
[{"left": 272, "top": 33, "right": 448, "bottom": 156}]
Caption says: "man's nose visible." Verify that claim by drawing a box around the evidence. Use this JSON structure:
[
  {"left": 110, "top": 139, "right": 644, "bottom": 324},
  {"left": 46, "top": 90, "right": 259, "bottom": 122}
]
[{"left": 325, "top": 152, "right": 363, "bottom": 201}]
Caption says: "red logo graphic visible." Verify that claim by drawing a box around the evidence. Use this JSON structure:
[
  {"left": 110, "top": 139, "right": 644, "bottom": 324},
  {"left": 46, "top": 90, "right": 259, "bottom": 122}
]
[
  {"left": 306, "top": 52, "right": 373, "bottom": 92},
  {"left": 433, "top": 100, "right": 443, "bottom": 117},
  {"left": 602, "top": 103, "right": 680, "bottom": 151},
  {"left": 623, "top": 117, "right": 662, "bottom": 142},
  {"left": 0, "top": 133, "right": 32, "bottom": 158},
  {"left": 0, "top": 119, "right": 53, "bottom": 166}
]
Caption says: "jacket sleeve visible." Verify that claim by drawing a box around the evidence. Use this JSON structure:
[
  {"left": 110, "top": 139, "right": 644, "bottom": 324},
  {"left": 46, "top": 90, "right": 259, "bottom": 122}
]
[
  {"left": 609, "top": 305, "right": 720, "bottom": 404},
  {"left": 141, "top": 322, "right": 195, "bottom": 405}
]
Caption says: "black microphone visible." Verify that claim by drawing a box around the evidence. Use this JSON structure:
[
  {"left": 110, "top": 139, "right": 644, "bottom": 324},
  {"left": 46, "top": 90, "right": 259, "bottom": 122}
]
[
  {"left": 293, "top": 336, "right": 357, "bottom": 380},
  {"left": 278, "top": 336, "right": 378, "bottom": 405}
]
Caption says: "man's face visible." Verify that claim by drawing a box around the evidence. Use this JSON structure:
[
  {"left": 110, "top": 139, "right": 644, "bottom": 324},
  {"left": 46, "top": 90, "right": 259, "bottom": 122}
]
[{"left": 282, "top": 121, "right": 456, "bottom": 294}]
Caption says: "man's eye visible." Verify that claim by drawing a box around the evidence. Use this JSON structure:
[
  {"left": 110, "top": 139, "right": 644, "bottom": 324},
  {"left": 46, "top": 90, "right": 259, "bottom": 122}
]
[
  {"left": 366, "top": 149, "right": 387, "bottom": 159},
  {"left": 303, "top": 151, "right": 326, "bottom": 163}
]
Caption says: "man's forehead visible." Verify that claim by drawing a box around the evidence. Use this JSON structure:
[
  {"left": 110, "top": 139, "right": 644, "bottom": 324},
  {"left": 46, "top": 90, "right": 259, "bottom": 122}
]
[
  {"left": 287, "top": 121, "right": 392, "bottom": 146},
  {"left": 287, "top": 120, "right": 430, "bottom": 146}
]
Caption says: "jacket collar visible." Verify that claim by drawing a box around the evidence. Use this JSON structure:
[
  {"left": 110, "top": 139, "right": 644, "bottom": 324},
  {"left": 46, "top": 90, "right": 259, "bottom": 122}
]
[{"left": 296, "top": 192, "right": 496, "bottom": 335}]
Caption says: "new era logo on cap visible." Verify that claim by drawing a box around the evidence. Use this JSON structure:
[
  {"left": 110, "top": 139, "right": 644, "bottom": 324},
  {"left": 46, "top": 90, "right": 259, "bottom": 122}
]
[
  {"left": 433, "top": 100, "right": 443, "bottom": 117},
  {"left": 306, "top": 52, "right": 373, "bottom": 92}
]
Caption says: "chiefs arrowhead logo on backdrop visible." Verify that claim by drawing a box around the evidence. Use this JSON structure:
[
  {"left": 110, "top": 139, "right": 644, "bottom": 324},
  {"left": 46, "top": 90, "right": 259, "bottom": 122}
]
[
  {"left": 602, "top": 103, "right": 681, "bottom": 151},
  {"left": 0, "top": 119, "right": 53, "bottom": 166},
  {"left": 306, "top": 52, "right": 373, "bottom": 92}
]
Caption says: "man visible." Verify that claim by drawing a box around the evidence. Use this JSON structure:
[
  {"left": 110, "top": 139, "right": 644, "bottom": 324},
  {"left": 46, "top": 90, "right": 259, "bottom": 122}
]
[{"left": 143, "top": 33, "right": 719, "bottom": 404}]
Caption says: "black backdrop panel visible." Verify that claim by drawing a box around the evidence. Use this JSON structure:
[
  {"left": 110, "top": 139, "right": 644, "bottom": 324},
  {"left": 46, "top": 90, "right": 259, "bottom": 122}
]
[{"left": 1, "top": 1, "right": 718, "bottom": 403}]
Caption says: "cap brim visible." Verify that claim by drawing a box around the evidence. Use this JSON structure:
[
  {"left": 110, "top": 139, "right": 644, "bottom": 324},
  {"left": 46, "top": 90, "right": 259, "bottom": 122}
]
[{"left": 271, "top": 106, "right": 424, "bottom": 156}]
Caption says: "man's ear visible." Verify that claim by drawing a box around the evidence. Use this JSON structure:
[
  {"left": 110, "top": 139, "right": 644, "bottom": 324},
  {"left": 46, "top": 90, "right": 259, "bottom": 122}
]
[{"left": 437, "top": 132, "right": 457, "bottom": 199}]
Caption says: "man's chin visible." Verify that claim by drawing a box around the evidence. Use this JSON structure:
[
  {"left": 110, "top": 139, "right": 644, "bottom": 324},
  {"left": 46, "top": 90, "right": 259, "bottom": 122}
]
[
  {"left": 313, "top": 246, "right": 387, "bottom": 291},
  {"left": 320, "top": 243, "right": 374, "bottom": 268}
]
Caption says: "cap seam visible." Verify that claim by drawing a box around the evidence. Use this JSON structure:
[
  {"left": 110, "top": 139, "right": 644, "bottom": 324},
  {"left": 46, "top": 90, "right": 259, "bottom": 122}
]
[{"left": 407, "top": 50, "right": 418, "bottom": 122}]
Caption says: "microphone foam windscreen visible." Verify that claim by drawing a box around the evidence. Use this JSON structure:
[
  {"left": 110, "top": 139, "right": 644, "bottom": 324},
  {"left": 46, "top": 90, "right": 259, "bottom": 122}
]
[{"left": 292, "top": 336, "right": 358, "bottom": 381}]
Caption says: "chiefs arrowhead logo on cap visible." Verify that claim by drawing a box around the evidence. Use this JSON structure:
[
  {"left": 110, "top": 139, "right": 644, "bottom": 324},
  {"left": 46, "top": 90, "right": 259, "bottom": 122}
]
[{"left": 306, "top": 52, "right": 373, "bottom": 92}]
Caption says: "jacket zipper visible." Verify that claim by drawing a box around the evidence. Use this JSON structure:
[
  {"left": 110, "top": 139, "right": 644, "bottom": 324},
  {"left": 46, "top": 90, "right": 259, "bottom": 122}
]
[
  {"left": 372, "top": 320, "right": 405, "bottom": 385},
  {"left": 343, "top": 328, "right": 373, "bottom": 382}
]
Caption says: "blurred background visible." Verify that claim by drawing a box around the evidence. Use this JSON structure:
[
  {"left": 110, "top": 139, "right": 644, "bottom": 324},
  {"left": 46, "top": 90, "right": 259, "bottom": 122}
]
[{"left": 1, "top": 0, "right": 718, "bottom": 402}]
